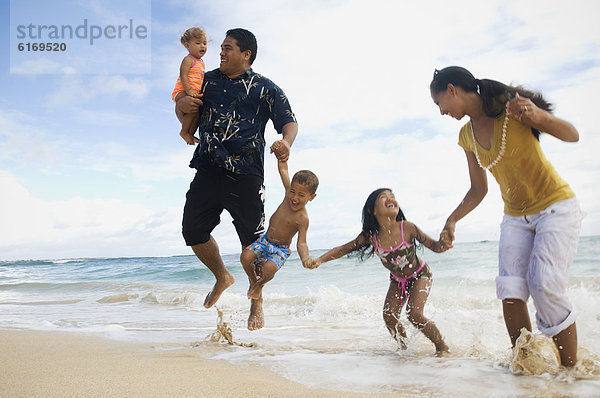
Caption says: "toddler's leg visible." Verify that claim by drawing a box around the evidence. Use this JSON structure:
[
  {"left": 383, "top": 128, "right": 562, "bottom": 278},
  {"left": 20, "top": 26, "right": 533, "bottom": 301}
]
[
  {"left": 383, "top": 281, "right": 408, "bottom": 348},
  {"left": 406, "top": 277, "right": 449, "bottom": 355},
  {"left": 180, "top": 111, "right": 199, "bottom": 145}
]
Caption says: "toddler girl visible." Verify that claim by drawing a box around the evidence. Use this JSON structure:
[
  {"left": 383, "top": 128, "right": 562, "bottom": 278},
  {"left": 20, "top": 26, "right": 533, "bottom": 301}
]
[{"left": 172, "top": 27, "right": 207, "bottom": 145}]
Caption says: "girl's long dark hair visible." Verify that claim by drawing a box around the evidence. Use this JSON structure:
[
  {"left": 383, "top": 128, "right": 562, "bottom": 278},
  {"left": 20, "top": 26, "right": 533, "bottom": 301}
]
[
  {"left": 354, "top": 188, "right": 406, "bottom": 260},
  {"left": 430, "top": 66, "right": 553, "bottom": 140}
]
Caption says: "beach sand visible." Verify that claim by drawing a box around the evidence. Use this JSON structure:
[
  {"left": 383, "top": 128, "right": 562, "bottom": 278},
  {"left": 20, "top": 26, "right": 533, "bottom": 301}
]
[{"left": 0, "top": 330, "right": 394, "bottom": 397}]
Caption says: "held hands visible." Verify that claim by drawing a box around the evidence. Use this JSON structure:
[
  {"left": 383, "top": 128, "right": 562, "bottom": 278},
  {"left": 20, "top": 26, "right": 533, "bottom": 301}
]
[
  {"left": 302, "top": 257, "right": 321, "bottom": 269},
  {"left": 438, "top": 220, "right": 456, "bottom": 252},
  {"left": 186, "top": 90, "right": 200, "bottom": 98},
  {"left": 270, "top": 140, "right": 291, "bottom": 162}
]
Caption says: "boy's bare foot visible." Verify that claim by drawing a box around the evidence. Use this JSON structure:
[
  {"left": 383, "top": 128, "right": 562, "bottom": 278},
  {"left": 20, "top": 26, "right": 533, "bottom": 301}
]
[
  {"left": 248, "top": 298, "right": 264, "bottom": 330},
  {"left": 247, "top": 280, "right": 264, "bottom": 300},
  {"left": 204, "top": 273, "right": 235, "bottom": 308}
]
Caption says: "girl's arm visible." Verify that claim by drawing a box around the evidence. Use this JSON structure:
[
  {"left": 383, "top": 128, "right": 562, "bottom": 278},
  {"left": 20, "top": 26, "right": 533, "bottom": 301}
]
[
  {"left": 308, "top": 234, "right": 367, "bottom": 268},
  {"left": 411, "top": 222, "right": 451, "bottom": 253},
  {"left": 443, "top": 149, "right": 488, "bottom": 241},
  {"left": 179, "top": 56, "right": 197, "bottom": 97},
  {"left": 508, "top": 93, "right": 579, "bottom": 142}
]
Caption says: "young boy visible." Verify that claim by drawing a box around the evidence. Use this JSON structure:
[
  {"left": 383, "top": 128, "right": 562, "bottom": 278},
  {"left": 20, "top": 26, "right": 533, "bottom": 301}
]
[{"left": 240, "top": 141, "right": 319, "bottom": 330}]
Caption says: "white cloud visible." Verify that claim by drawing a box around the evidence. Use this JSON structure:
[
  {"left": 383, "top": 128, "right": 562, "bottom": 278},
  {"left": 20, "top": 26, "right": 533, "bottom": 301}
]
[{"left": 2, "top": 0, "right": 598, "bottom": 260}]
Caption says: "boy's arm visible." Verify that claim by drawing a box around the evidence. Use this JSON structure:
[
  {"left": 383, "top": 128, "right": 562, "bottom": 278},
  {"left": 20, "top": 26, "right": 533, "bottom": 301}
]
[
  {"left": 277, "top": 159, "right": 291, "bottom": 191},
  {"left": 412, "top": 222, "right": 452, "bottom": 253},
  {"left": 296, "top": 218, "right": 311, "bottom": 267},
  {"left": 179, "top": 56, "right": 197, "bottom": 97}
]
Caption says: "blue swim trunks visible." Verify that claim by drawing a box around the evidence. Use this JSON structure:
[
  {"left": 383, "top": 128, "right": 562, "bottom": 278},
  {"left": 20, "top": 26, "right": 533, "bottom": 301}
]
[{"left": 247, "top": 232, "right": 291, "bottom": 270}]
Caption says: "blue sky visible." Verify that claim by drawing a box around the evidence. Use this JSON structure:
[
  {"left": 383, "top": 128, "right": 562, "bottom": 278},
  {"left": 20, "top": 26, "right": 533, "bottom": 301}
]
[{"left": 1, "top": 0, "right": 599, "bottom": 260}]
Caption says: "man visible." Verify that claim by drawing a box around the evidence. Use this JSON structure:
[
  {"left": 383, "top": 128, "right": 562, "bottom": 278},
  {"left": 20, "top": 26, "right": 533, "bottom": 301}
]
[{"left": 177, "top": 28, "right": 298, "bottom": 318}]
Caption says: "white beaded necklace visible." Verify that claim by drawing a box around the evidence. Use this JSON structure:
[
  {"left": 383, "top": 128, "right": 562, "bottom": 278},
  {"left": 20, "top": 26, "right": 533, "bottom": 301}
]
[{"left": 470, "top": 106, "right": 509, "bottom": 170}]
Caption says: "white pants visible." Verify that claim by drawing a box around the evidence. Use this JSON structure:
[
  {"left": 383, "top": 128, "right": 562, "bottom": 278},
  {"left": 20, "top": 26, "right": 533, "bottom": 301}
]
[{"left": 496, "top": 197, "right": 582, "bottom": 336}]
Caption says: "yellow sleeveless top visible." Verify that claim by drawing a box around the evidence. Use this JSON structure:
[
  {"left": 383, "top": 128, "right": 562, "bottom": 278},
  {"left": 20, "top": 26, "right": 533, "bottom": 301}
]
[{"left": 458, "top": 113, "right": 574, "bottom": 216}]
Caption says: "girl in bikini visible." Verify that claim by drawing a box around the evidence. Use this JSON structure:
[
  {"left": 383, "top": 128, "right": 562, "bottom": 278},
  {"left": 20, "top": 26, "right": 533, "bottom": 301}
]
[
  {"left": 308, "top": 188, "right": 451, "bottom": 355},
  {"left": 172, "top": 27, "right": 207, "bottom": 145}
]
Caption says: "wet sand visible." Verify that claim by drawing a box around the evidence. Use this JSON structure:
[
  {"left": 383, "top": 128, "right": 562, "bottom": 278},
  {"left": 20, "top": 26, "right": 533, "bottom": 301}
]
[{"left": 0, "top": 330, "right": 394, "bottom": 397}]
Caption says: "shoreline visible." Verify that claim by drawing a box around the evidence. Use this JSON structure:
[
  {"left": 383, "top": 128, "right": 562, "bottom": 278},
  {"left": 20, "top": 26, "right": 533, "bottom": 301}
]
[{"left": 0, "top": 329, "right": 394, "bottom": 397}]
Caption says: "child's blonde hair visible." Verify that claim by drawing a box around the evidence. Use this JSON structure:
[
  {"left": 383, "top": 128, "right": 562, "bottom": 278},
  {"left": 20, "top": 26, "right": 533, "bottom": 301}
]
[{"left": 180, "top": 27, "right": 206, "bottom": 46}]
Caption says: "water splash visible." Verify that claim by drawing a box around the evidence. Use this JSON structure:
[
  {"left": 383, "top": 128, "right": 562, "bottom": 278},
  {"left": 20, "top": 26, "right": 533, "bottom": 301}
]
[
  {"left": 205, "top": 307, "right": 255, "bottom": 348},
  {"left": 509, "top": 328, "right": 600, "bottom": 379}
]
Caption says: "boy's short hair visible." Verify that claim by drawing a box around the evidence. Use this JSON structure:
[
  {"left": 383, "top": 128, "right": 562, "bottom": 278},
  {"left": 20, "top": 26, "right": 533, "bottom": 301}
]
[{"left": 291, "top": 170, "right": 319, "bottom": 194}]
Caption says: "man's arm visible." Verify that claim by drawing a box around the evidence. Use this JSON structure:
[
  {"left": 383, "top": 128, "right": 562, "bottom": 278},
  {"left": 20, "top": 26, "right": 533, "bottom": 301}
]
[{"left": 271, "top": 122, "right": 298, "bottom": 162}]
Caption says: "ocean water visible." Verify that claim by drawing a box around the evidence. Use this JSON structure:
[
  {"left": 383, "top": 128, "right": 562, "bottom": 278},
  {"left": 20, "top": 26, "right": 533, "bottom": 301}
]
[{"left": 1, "top": 236, "right": 600, "bottom": 397}]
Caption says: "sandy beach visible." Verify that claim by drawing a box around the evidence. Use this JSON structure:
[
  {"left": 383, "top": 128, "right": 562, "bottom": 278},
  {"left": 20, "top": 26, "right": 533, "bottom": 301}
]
[{"left": 0, "top": 330, "right": 396, "bottom": 398}]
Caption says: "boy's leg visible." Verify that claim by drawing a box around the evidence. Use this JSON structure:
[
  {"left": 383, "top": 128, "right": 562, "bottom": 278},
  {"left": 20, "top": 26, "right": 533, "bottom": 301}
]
[
  {"left": 240, "top": 248, "right": 259, "bottom": 284},
  {"left": 247, "top": 260, "right": 278, "bottom": 300},
  {"left": 247, "top": 260, "right": 278, "bottom": 331},
  {"left": 406, "top": 277, "right": 449, "bottom": 354},
  {"left": 383, "top": 280, "right": 407, "bottom": 347}
]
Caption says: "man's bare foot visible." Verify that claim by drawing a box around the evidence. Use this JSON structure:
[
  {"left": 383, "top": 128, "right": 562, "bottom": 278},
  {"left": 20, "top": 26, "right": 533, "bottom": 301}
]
[
  {"left": 248, "top": 298, "right": 264, "bottom": 330},
  {"left": 247, "top": 280, "right": 264, "bottom": 300},
  {"left": 204, "top": 273, "right": 235, "bottom": 308},
  {"left": 435, "top": 345, "right": 450, "bottom": 357}
]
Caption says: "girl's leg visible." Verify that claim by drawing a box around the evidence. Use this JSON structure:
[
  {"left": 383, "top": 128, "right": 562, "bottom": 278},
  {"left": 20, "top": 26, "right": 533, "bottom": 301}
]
[
  {"left": 383, "top": 281, "right": 407, "bottom": 347},
  {"left": 406, "top": 277, "right": 448, "bottom": 354},
  {"left": 502, "top": 298, "right": 532, "bottom": 346},
  {"left": 180, "top": 112, "right": 199, "bottom": 144}
]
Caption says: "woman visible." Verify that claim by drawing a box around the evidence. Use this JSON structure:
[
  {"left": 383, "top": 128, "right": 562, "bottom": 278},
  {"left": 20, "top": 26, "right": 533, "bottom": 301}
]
[{"left": 430, "top": 66, "right": 582, "bottom": 367}]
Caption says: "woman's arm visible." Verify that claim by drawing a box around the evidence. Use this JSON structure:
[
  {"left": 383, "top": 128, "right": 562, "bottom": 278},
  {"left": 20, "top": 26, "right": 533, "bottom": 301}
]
[
  {"left": 443, "top": 150, "right": 488, "bottom": 241},
  {"left": 508, "top": 93, "right": 579, "bottom": 142}
]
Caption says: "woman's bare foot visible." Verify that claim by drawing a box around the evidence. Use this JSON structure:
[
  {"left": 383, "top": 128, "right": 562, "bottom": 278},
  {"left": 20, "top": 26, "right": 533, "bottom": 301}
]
[
  {"left": 248, "top": 298, "right": 264, "bottom": 330},
  {"left": 204, "top": 273, "right": 235, "bottom": 308}
]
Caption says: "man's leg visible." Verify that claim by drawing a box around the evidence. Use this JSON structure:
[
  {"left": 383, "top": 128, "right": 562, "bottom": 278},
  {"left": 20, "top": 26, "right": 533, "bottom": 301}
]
[
  {"left": 191, "top": 237, "right": 233, "bottom": 308},
  {"left": 191, "top": 236, "right": 235, "bottom": 308}
]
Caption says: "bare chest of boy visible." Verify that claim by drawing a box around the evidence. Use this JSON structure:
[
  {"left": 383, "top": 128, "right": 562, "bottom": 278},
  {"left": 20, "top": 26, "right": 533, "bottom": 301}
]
[{"left": 266, "top": 205, "right": 303, "bottom": 245}]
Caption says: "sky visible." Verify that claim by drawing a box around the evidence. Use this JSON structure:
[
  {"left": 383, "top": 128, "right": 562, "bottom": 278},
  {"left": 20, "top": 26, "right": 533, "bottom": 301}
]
[{"left": 1, "top": 0, "right": 599, "bottom": 261}]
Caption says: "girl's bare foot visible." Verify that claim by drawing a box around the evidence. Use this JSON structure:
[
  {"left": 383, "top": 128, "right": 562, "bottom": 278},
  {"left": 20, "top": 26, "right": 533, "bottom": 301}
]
[
  {"left": 204, "top": 273, "right": 235, "bottom": 308},
  {"left": 248, "top": 298, "right": 264, "bottom": 330}
]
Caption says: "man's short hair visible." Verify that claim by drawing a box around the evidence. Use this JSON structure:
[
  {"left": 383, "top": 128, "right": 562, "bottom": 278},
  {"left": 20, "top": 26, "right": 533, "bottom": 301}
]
[{"left": 226, "top": 28, "right": 257, "bottom": 65}]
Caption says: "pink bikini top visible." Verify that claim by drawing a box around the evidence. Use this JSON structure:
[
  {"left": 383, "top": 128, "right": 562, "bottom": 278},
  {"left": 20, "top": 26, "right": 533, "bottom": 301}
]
[{"left": 373, "top": 221, "right": 416, "bottom": 273}]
